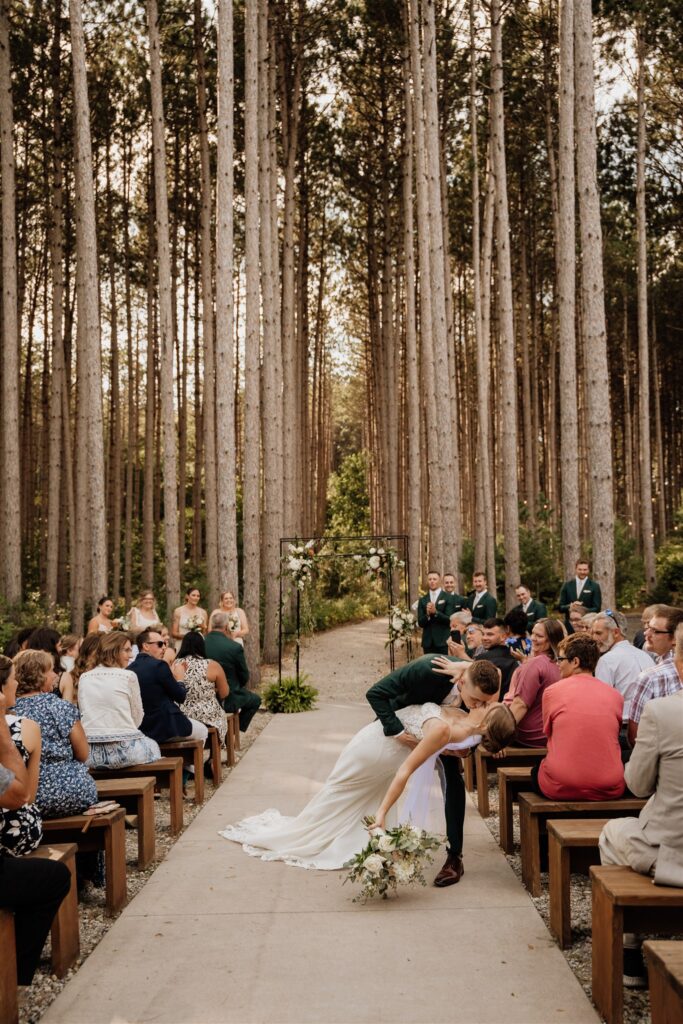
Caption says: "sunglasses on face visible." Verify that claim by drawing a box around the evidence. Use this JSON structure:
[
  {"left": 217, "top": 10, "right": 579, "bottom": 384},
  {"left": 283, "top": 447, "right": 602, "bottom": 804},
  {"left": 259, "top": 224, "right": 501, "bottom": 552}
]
[{"left": 146, "top": 640, "right": 167, "bottom": 648}]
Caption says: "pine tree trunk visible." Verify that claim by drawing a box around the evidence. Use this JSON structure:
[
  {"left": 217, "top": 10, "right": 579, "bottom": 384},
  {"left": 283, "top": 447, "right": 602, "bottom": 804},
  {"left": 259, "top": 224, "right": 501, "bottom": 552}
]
[
  {"left": 105, "top": 135, "right": 122, "bottom": 600},
  {"left": 147, "top": 0, "right": 181, "bottom": 613},
  {"left": 122, "top": 137, "right": 135, "bottom": 607},
  {"left": 490, "top": 0, "right": 519, "bottom": 608},
  {"left": 216, "top": 0, "right": 238, "bottom": 592},
  {"left": 70, "top": 0, "right": 107, "bottom": 606},
  {"left": 635, "top": 23, "right": 655, "bottom": 590},
  {"left": 574, "top": 0, "right": 615, "bottom": 604},
  {"left": 143, "top": 180, "right": 155, "bottom": 588},
  {"left": 243, "top": 0, "right": 261, "bottom": 679}
]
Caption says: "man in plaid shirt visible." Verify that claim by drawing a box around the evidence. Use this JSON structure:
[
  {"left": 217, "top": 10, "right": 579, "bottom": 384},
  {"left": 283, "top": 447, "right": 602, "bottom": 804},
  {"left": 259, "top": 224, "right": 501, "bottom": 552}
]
[{"left": 627, "top": 608, "right": 683, "bottom": 747}]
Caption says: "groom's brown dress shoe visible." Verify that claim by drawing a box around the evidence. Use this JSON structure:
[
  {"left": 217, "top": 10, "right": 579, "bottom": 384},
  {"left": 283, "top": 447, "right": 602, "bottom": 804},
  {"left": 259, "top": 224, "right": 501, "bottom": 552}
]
[{"left": 433, "top": 852, "right": 464, "bottom": 887}]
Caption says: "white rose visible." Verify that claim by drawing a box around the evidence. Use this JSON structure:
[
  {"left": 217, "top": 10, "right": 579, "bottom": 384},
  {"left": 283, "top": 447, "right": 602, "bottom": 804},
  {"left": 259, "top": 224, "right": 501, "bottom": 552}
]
[
  {"left": 391, "top": 616, "right": 403, "bottom": 632},
  {"left": 392, "top": 862, "right": 412, "bottom": 884},
  {"left": 289, "top": 558, "right": 302, "bottom": 571},
  {"left": 369, "top": 555, "right": 381, "bottom": 570},
  {"left": 378, "top": 548, "right": 385, "bottom": 555},
  {"left": 363, "top": 853, "right": 385, "bottom": 875},
  {"left": 369, "top": 547, "right": 376, "bottom": 555},
  {"left": 378, "top": 835, "right": 395, "bottom": 854}
]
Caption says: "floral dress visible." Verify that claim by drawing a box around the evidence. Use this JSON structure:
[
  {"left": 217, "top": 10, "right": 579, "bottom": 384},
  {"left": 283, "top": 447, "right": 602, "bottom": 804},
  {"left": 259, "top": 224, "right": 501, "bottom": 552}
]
[
  {"left": 15, "top": 694, "right": 97, "bottom": 818},
  {"left": 180, "top": 657, "right": 227, "bottom": 743},
  {"left": 0, "top": 716, "right": 42, "bottom": 856}
]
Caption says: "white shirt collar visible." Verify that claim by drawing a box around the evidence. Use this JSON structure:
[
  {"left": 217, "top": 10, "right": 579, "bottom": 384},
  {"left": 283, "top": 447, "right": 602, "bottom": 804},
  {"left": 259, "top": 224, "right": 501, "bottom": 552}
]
[
  {"left": 576, "top": 577, "right": 587, "bottom": 595},
  {"left": 472, "top": 589, "right": 487, "bottom": 605},
  {"left": 429, "top": 589, "right": 441, "bottom": 602}
]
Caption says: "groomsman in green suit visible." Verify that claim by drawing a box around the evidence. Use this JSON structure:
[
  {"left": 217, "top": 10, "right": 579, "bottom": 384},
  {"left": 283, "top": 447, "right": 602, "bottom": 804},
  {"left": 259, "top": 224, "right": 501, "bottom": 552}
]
[
  {"left": 467, "top": 571, "right": 497, "bottom": 624},
  {"left": 558, "top": 559, "right": 602, "bottom": 628},
  {"left": 514, "top": 584, "right": 547, "bottom": 629},
  {"left": 442, "top": 572, "right": 467, "bottom": 615},
  {"left": 417, "top": 571, "right": 451, "bottom": 654}
]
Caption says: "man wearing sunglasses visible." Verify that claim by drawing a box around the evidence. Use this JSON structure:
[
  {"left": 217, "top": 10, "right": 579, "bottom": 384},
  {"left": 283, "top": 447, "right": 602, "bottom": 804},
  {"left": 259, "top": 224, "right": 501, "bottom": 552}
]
[
  {"left": 592, "top": 610, "right": 653, "bottom": 736},
  {"left": 627, "top": 607, "right": 683, "bottom": 747},
  {"left": 130, "top": 629, "right": 208, "bottom": 744}
]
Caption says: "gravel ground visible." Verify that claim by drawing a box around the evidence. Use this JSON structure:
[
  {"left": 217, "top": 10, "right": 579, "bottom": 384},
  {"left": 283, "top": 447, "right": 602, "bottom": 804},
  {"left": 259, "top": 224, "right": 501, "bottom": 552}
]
[
  {"left": 480, "top": 779, "right": 680, "bottom": 1024},
  {"left": 19, "top": 709, "right": 272, "bottom": 1024}
]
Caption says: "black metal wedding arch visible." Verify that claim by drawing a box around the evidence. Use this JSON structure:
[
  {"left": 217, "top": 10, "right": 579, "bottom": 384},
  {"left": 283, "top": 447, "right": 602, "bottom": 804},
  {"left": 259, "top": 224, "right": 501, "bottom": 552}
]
[{"left": 278, "top": 534, "right": 412, "bottom": 685}]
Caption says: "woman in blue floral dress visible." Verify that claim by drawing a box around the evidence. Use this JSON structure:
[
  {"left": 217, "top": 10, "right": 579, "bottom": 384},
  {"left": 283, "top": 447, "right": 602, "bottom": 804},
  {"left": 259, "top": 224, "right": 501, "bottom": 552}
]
[{"left": 13, "top": 650, "right": 97, "bottom": 818}]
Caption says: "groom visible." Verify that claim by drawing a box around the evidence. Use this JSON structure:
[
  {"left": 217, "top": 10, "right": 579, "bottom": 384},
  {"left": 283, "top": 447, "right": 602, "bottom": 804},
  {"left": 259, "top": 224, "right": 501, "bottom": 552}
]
[{"left": 366, "top": 655, "right": 501, "bottom": 887}]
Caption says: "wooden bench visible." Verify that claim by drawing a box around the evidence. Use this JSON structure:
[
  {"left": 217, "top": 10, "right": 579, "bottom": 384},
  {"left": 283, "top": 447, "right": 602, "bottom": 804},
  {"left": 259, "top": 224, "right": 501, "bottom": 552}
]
[
  {"left": 518, "top": 792, "right": 646, "bottom": 896},
  {"left": 547, "top": 819, "right": 606, "bottom": 947},
  {"left": 91, "top": 757, "right": 184, "bottom": 834},
  {"left": 497, "top": 766, "right": 534, "bottom": 853},
  {"left": 644, "top": 940, "right": 683, "bottom": 1024},
  {"left": 475, "top": 745, "right": 545, "bottom": 817},
  {"left": 206, "top": 726, "right": 222, "bottom": 787},
  {"left": 41, "top": 807, "right": 127, "bottom": 915},
  {"left": 26, "top": 843, "right": 80, "bottom": 977},
  {"left": 159, "top": 738, "right": 205, "bottom": 805},
  {"left": 0, "top": 911, "right": 18, "bottom": 1024},
  {"left": 95, "top": 777, "right": 156, "bottom": 869},
  {"left": 590, "top": 866, "right": 683, "bottom": 1024},
  {"left": 225, "top": 712, "right": 237, "bottom": 767}
]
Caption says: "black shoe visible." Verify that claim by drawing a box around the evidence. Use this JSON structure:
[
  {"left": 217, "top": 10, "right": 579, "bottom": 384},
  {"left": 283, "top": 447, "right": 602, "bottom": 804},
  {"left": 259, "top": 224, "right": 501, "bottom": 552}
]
[{"left": 623, "top": 944, "right": 647, "bottom": 989}]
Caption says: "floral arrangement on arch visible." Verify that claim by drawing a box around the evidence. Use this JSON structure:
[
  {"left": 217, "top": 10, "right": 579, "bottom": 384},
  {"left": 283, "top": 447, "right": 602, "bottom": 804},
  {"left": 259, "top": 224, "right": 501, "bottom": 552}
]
[
  {"left": 283, "top": 541, "right": 317, "bottom": 591},
  {"left": 354, "top": 545, "right": 404, "bottom": 577},
  {"left": 387, "top": 605, "right": 417, "bottom": 648},
  {"left": 344, "top": 817, "right": 444, "bottom": 901}
]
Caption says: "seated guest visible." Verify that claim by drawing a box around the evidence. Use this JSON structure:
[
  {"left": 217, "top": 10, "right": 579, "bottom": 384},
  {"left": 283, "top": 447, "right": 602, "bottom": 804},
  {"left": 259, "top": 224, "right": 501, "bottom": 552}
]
[
  {"left": 130, "top": 629, "right": 208, "bottom": 744},
  {"left": 567, "top": 604, "right": 586, "bottom": 634},
  {"left": 59, "top": 632, "right": 101, "bottom": 705},
  {"left": 462, "top": 621, "right": 484, "bottom": 658},
  {"left": 627, "top": 608, "right": 683, "bottom": 747},
  {"left": 0, "top": 699, "right": 70, "bottom": 987},
  {"left": 579, "top": 611, "right": 599, "bottom": 632},
  {"left": 57, "top": 633, "right": 82, "bottom": 673},
  {"left": 158, "top": 625, "right": 176, "bottom": 666},
  {"left": 503, "top": 608, "right": 531, "bottom": 655},
  {"left": 13, "top": 650, "right": 97, "bottom": 819},
  {"left": 0, "top": 658, "right": 42, "bottom": 857},
  {"left": 558, "top": 558, "right": 601, "bottom": 628},
  {"left": 502, "top": 618, "right": 565, "bottom": 748},
  {"left": 175, "top": 631, "right": 230, "bottom": 745},
  {"left": 592, "top": 610, "right": 653, "bottom": 732},
  {"left": 78, "top": 632, "right": 161, "bottom": 769},
  {"left": 205, "top": 612, "right": 261, "bottom": 732},
  {"left": 26, "top": 627, "right": 61, "bottom": 673},
  {"left": 514, "top": 584, "right": 547, "bottom": 629},
  {"left": 533, "top": 635, "right": 624, "bottom": 800},
  {"left": 3, "top": 627, "right": 34, "bottom": 659},
  {"left": 599, "top": 686, "right": 683, "bottom": 986},
  {"left": 632, "top": 604, "right": 664, "bottom": 651},
  {"left": 473, "top": 618, "right": 518, "bottom": 700}
]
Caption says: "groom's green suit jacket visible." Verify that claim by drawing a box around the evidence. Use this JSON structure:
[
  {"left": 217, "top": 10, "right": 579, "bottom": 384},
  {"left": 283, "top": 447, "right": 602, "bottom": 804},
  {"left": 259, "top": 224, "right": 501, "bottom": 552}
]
[{"left": 366, "top": 654, "right": 465, "bottom": 738}]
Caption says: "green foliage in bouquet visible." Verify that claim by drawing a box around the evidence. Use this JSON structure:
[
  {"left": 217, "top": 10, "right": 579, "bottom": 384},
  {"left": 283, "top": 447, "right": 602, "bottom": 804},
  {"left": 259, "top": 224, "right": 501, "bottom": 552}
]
[
  {"left": 263, "top": 675, "right": 318, "bottom": 714},
  {"left": 344, "top": 817, "right": 444, "bottom": 902}
]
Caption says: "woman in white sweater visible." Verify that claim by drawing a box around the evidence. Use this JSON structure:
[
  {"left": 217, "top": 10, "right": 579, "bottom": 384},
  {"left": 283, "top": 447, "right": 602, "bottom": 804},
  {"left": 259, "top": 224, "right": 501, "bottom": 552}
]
[{"left": 78, "top": 632, "right": 160, "bottom": 770}]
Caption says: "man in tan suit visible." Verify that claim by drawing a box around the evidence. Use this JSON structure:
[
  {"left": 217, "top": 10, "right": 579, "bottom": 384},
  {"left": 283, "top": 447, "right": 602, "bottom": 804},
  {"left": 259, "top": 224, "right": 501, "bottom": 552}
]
[{"left": 598, "top": 675, "right": 683, "bottom": 985}]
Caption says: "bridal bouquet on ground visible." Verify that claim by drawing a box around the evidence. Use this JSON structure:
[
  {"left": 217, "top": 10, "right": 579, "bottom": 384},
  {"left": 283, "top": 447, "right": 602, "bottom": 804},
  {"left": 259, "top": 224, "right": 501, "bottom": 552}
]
[
  {"left": 387, "top": 605, "right": 417, "bottom": 647},
  {"left": 344, "top": 817, "right": 444, "bottom": 902}
]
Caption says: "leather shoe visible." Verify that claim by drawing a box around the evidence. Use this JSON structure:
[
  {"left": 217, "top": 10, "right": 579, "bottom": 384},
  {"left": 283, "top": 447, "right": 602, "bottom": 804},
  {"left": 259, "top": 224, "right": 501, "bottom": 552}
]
[{"left": 433, "top": 851, "right": 464, "bottom": 888}]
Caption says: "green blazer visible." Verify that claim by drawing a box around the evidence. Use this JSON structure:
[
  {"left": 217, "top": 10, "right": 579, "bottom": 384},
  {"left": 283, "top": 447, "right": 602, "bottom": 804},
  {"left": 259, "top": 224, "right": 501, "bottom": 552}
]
[
  {"left": 417, "top": 590, "right": 452, "bottom": 651},
  {"left": 557, "top": 578, "right": 602, "bottom": 623},
  {"left": 366, "top": 654, "right": 464, "bottom": 737},
  {"left": 204, "top": 630, "right": 250, "bottom": 694},
  {"left": 467, "top": 591, "right": 497, "bottom": 624},
  {"left": 518, "top": 599, "right": 547, "bottom": 628}
]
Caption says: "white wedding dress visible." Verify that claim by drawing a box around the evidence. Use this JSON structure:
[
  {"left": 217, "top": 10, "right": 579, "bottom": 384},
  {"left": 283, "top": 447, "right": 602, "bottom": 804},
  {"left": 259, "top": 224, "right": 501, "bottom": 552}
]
[{"left": 219, "top": 704, "right": 479, "bottom": 870}]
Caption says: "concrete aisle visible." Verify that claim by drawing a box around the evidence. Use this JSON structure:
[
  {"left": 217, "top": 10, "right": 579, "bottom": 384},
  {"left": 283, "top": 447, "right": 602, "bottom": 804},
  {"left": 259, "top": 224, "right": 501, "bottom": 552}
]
[{"left": 42, "top": 702, "right": 599, "bottom": 1024}]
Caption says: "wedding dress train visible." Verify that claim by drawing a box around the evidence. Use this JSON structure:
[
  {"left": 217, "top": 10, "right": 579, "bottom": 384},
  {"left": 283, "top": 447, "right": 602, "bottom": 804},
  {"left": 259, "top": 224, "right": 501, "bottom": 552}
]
[{"left": 219, "top": 704, "right": 479, "bottom": 870}]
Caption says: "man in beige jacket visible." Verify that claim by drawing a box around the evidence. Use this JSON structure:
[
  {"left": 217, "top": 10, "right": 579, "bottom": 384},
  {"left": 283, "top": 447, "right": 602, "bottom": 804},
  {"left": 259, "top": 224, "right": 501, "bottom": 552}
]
[{"left": 599, "top": 680, "right": 683, "bottom": 985}]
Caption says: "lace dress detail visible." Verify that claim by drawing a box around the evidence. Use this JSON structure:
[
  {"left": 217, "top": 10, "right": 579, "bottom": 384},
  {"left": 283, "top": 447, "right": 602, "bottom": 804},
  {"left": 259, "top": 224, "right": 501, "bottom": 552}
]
[
  {"left": 220, "top": 703, "right": 447, "bottom": 870},
  {"left": 0, "top": 716, "right": 43, "bottom": 856}
]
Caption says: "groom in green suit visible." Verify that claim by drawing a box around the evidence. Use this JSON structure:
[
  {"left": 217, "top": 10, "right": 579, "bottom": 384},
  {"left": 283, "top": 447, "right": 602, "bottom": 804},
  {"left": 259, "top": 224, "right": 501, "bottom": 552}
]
[
  {"left": 366, "top": 655, "right": 501, "bottom": 888},
  {"left": 558, "top": 559, "right": 602, "bottom": 628}
]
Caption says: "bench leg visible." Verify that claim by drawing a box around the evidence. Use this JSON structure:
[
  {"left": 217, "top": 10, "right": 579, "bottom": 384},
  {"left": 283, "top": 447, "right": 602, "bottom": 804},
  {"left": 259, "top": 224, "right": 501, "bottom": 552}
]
[
  {"left": 169, "top": 765, "right": 183, "bottom": 834},
  {"left": 499, "top": 781, "right": 514, "bottom": 854},
  {"left": 192, "top": 745, "right": 205, "bottom": 805},
  {"left": 548, "top": 834, "right": 571, "bottom": 948},
  {"left": 591, "top": 880, "right": 623, "bottom": 1024},
  {"left": 647, "top": 957, "right": 683, "bottom": 1024},
  {"left": 137, "top": 788, "right": 156, "bottom": 870},
  {"left": 0, "top": 912, "right": 18, "bottom": 1024},
  {"left": 210, "top": 731, "right": 222, "bottom": 786},
  {"left": 520, "top": 804, "right": 543, "bottom": 897},
  {"left": 225, "top": 717, "right": 236, "bottom": 767},
  {"left": 476, "top": 752, "right": 490, "bottom": 817},
  {"left": 463, "top": 755, "right": 475, "bottom": 793},
  {"left": 104, "top": 818, "right": 127, "bottom": 916},
  {"left": 50, "top": 854, "right": 80, "bottom": 977},
  {"left": 233, "top": 714, "right": 241, "bottom": 751}
]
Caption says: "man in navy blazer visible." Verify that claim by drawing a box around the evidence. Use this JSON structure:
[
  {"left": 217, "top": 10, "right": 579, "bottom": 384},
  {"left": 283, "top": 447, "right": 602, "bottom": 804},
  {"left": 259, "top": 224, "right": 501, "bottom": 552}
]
[{"left": 130, "top": 628, "right": 208, "bottom": 744}]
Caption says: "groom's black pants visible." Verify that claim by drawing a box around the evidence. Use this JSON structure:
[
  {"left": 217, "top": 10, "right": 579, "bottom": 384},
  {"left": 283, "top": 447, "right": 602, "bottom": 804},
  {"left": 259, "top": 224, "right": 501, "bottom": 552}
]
[{"left": 440, "top": 754, "right": 466, "bottom": 856}]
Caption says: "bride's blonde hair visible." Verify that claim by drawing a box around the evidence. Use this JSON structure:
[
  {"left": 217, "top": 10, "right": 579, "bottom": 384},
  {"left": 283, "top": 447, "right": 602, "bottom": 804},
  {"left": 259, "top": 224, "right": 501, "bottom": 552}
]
[{"left": 478, "top": 704, "right": 516, "bottom": 755}]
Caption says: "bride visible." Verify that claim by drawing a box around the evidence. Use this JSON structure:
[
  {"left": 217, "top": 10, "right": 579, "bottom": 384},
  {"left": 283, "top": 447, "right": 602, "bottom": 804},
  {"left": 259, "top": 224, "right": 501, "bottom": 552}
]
[{"left": 219, "top": 695, "right": 515, "bottom": 870}]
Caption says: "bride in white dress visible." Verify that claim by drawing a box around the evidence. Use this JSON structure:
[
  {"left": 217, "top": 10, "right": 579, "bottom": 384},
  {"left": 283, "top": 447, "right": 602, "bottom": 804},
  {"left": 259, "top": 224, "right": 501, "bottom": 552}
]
[{"left": 219, "top": 701, "right": 515, "bottom": 870}]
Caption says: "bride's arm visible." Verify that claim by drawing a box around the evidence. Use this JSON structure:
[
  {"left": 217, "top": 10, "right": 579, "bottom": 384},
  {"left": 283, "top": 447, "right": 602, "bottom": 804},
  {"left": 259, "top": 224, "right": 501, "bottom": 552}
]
[{"left": 373, "top": 719, "right": 450, "bottom": 830}]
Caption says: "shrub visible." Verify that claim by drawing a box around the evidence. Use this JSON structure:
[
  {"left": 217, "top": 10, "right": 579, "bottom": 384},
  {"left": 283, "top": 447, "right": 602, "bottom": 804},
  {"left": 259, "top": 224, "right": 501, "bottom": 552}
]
[
  {"left": 655, "top": 536, "right": 683, "bottom": 603},
  {"left": 263, "top": 675, "right": 318, "bottom": 714}
]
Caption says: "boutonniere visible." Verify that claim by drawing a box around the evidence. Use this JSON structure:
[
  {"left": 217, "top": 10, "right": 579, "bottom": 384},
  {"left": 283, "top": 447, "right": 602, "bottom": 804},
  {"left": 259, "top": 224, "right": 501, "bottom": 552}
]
[
  {"left": 437, "top": 599, "right": 445, "bottom": 606},
  {"left": 583, "top": 588, "right": 592, "bottom": 593}
]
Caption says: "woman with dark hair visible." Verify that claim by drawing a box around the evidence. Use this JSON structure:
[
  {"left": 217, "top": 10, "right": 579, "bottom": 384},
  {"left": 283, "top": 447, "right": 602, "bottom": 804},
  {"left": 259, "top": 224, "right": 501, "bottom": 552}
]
[
  {"left": 175, "top": 631, "right": 230, "bottom": 743},
  {"left": 13, "top": 650, "right": 97, "bottom": 818},
  {"left": 87, "top": 596, "right": 120, "bottom": 634},
  {"left": 171, "top": 587, "right": 208, "bottom": 646},
  {"left": 4, "top": 627, "right": 35, "bottom": 659},
  {"left": 502, "top": 617, "right": 566, "bottom": 748},
  {"left": 26, "top": 627, "right": 61, "bottom": 673},
  {"left": 0, "top": 655, "right": 43, "bottom": 856}
]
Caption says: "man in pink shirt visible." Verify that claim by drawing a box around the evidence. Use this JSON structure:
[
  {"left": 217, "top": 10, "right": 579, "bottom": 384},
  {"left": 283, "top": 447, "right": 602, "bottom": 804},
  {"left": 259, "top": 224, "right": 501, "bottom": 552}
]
[{"left": 533, "top": 634, "right": 625, "bottom": 801}]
